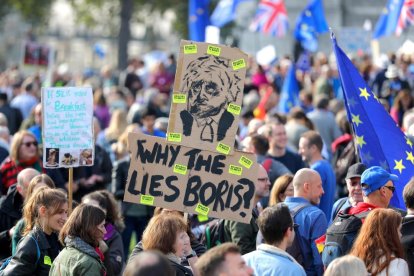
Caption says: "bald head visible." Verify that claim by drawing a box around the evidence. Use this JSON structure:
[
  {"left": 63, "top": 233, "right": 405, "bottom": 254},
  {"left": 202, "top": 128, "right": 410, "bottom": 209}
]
[
  {"left": 292, "top": 168, "right": 324, "bottom": 205},
  {"left": 17, "top": 168, "right": 40, "bottom": 198}
]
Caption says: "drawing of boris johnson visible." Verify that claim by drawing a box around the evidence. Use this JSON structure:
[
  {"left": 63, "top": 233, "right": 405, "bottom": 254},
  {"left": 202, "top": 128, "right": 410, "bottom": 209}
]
[{"left": 179, "top": 55, "right": 241, "bottom": 143}]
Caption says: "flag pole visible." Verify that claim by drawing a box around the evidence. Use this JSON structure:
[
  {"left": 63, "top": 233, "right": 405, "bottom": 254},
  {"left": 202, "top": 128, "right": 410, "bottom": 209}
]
[{"left": 68, "top": 168, "right": 73, "bottom": 215}]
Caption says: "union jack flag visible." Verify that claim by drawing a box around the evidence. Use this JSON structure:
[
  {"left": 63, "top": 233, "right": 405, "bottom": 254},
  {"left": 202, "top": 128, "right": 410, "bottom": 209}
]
[
  {"left": 396, "top": 0, "right": 414, "bottom": 35},
  {"left": 249, "top": 0, "right": 289, "bottom": 37}
]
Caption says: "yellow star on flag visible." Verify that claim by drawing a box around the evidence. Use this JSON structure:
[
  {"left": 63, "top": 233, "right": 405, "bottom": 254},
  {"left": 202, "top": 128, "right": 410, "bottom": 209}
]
[
  {"left": 359, "top": 87, "right": 370, "bottom": 101},
  {"left": 406, "top": 151, "right": 414, "bottom": 165},
  {"left": 355, "top": 135, "right": 366, "bottom": 147},
  {"left": 406, "top": 137, "right": 413, "bottom": 148},
  {"left": 394, "top": 159, "right": 406, "bottom": 174},
  {"left": 351, "top": 114, "right": 363, "bottom": 127}
]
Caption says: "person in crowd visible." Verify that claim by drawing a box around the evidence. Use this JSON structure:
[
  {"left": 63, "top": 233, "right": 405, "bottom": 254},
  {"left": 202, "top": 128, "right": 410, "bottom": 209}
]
[
  {"left": 285, "top": 107, "right": 313, "bottom": 151},
  {"left": 243, "top": 203, "right": 306, "bottom": 276},
  {"left": 194, "top": 243, "right": 254, "bottom": 276},
  {"left": 298, "top": 130, "right": 336, "bottom": 220},
  {"left": 10, "top": 78, "right": 38, "bottom": 120},
  {"left": 27, "top": 103, "right": 42, "bottom": 145},
  {"left": 307, "top": 96, "right": 342, "bottom": 159},
  {"left": 12, "top": 173, "right": 56, "bottom": 253},
  {"left": 284, "top": 168, "right": 327, "bottom": 276},
  {"left": 0, "top": 187, "right": 67, "bottom": 275},
  {"left": 118, "top": 57, "right": 143, "bottom": 98},
  {"left": 124, "top": 250, "right": 174, "bottom": 276},
  {"left": 223, "top": 164, "right": 270, "bottom": 255},
  {"left": 139, "top": 213, "right": 195, "bottom": 276},
  {"left": 390, "top": 89, "right": 414, "bottom": 126},
  {"left": 324, "top": 255, "right": 368, "bottom": 276},
  {"left": 269, "top": 174, "right": 294, "bottom": 206},
  {"left": 140, "top": 106, "right": 166, "bottom": 137},
  {"left": 350, "top": 208, "right": 409, "bottom": 276},
  {"left": 0, "top": 91, "right": 23, "bottom": 135},
  {"left": 82, "top": 190, "right": 125, "bottom": 276},
  {"left": 0, "top": 130, "right": 43, "bottom": 193},
  {"left": 330, "top": 163, "right": 366, "bottom": 223},
  {"left": 93, "top": 89, "right": 111, "bottom": 130},
  {"left": 263, "top": 122, "right": 305, "bottom": 174},
  {"left": 0, "top": 168, "right": 39, "bottom": 259},
  {"left": 129, "top": 207, "right": 206, "bottom": 261},
  {"left": 50, "top": 203, "right": 107, "bottom": 276},
  {"left": 401, "top": 177, "right": 414, "bottom": 275},
  {"left": 149, "top": 62, "right": 174, "bottom": 95}
]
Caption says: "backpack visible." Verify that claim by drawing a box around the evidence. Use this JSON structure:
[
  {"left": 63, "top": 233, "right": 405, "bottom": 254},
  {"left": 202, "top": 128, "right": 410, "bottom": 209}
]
[
  {"left": 286, "top": 203, "right": 311, "bottom": 266},
  {"left": 0, "top": 235, "right": 41, "bottom": 271},
  {"left": 321, "top": 207, "right": 371, "bottom": 267},
  {"left": 199, "top": 219, "right": 226, "bottom": 250}
]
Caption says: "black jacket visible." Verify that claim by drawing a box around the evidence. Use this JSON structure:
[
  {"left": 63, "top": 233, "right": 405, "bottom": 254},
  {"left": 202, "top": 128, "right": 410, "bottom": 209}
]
[
  {"left": 402, "top": 216, "right": 414, "bottom": 276},
  {"left": 0, "top": 184, "right": 23, "bottom": 259},
  {"left": 170, "top": 260, "right": 193, "bottom": 276},
  {"left": 0, "top": 227, "right": 62, "bottom": 276},
  {"left": 104, "top": 228, "right": 125, "bottom": 276}
]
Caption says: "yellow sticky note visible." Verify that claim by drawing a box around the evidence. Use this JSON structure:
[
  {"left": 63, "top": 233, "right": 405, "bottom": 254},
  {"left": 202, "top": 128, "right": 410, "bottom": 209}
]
[
  {"left": 216, "top": 143, "right": 231, "bottom": 155},
  {"left": 172, "top": 94, "right": 187, "bottom": 104},
  {"left": 184, "top": 44, "right": 197, "bottom": 54},
  {"left": 227, "top": 103, "right": 241, "bottom": 115},
  {"left": 174, "top": 164, "right": 187, "bottom": 175},
  {"left": 44, "top": 255, "right": 52, "bottom": 266},
  {"left": 229, "top": 165, "right": 243, "bottom": 175},
  {"left": 239, "top": 156, "right": 253, "bottom": 169},
  {"left": 140, "top": 195, "right": 154, "bottom": 206},
  {"left": 168, "top": 133, "right": 182, "bottom": 142},
  {"left": 197, "top": 214, "right": 209, "bottom": 222},
  {"left": 207, "top": 45, "right": 221, "bottom": 56},
  {"left": 232, "top": 59, "right": 246, "bottom": 70},
  {"left": 195, "top": 203, "right": 210, "bottom": 216}
]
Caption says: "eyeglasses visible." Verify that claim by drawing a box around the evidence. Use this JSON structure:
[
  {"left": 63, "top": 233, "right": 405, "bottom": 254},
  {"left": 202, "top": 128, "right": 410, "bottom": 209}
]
[
  {"left": 383, "top": 185, "right": 396, "bottom": 194},
  {"left": 22, "top": 141, "right": 38, "bottom": 148}
]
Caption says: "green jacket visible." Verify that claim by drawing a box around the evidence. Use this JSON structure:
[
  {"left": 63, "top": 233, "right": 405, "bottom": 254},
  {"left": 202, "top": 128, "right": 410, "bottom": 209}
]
[{"left": 50, "top": 236, "right": 106, "bottom": 276}]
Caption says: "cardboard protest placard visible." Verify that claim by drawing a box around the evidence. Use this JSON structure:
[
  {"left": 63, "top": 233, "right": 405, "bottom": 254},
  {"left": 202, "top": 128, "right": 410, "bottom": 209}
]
[
  {"left": 42, "top": 87, "right": 94, "bottom": 168},
  {"left": 124, "top": 132, "right": 258, "bottom": 223},
  {"left": 167, "top": 40, "right": 248, "bottom": 155}
]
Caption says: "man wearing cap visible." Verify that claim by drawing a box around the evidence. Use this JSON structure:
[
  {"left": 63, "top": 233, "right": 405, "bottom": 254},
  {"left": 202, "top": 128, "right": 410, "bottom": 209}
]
[
  {"left": 329, "top": 163, "right": 366, "bottom": 223},
  {"left": 347, "top": 166, "right": 398, "bottom": 216}
]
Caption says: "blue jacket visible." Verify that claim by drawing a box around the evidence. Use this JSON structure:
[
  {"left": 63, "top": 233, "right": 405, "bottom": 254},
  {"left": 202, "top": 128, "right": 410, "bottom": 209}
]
[
  {"left": 243, "top": 244, "right": 306, "bottom": 276},
  {"left": 311, "top": 159, "right": 336, "bottom": 221},
  {"left": 284, "top": 197, "right": 327, "bottom": 276}
]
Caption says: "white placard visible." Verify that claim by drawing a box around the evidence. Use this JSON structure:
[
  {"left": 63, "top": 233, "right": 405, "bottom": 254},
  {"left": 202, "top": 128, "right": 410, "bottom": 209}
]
[{"left": 42, "top": 87, "right": 94, "bottom": 168}]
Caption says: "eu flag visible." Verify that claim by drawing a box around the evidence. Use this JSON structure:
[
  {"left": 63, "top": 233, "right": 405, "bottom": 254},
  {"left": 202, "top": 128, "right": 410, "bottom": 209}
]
[
  {"left": 278, "top": 64, "right": 299, "bottom": 114},
  {"left": 294, "top": 0, "right": 328, "bottom": 52},
  {"left": 373, "top": 0, "right": 404, "bottom": 39},
  {"left": 189, "top": 0, "right": 210, "bottom": 41},
  {"left": 332, "top": 32, "right": 414, "bottom": 209},
  {"left": 210, "top": 0, "right": 244, "bottom": 28}
]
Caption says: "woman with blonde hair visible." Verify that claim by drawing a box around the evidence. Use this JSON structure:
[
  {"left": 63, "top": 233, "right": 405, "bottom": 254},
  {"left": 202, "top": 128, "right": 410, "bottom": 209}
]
[
  {"left": 324, "top": 255, "right": 367, "bottom": 276},
  {"left": 350, "top": 208, "right": 409, "bottom": 276},
  {"left": 11, "top": 174, "right": 56, "bottom": 254},
  {"left": 0, "top": 130, "right": 43, "bottom": 193},
  {"left": 0, "top": 187, "right": 67, "bottom": 275},
  {"left": 269, "top": 174, "right": 294, "bottom": 206}
]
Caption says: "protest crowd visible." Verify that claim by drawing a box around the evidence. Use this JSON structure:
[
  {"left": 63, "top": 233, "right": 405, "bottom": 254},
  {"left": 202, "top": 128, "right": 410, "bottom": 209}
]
[{"left": 1, "top": 1, "right": 414, "bottom": 275}]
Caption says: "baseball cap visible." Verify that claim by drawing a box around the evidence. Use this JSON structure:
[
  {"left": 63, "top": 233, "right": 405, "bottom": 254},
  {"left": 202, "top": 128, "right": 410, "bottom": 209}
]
[
  {"left": 361, "top": 166, "right": 398, "bottom": 196},
  {"left": 345, "top": 163, "right": 367, "bottom": 179}
]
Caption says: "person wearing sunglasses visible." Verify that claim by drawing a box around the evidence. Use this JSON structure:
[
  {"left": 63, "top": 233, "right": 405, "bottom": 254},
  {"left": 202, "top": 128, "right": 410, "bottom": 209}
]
[
  {"left": 329, "top": 163, "right": 367, "bottom": 224},
  {"left": 0, "top": 130, "right": 43, "bottom": 194}
]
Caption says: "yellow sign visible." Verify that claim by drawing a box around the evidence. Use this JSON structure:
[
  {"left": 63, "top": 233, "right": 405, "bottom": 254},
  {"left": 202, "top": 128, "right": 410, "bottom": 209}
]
[
  {"left": 197, "top": 214, "right": 209, "bottom": 222},
  {"left": 207, "top": 45, "right": 221, "bottom": 56},
  {"left": 168, "top": 133, "right": 182, "bottom": 142},
  {"left": 174, "top": 164, "right": 188, "bottom": 175},
  {"left": 172, "top": 94, "right": 187, "bottom": 104},
  {"left": 216, "top": 143, "right": 231, "bottom": 155},
  {"left": 239, "top": 156, "right": 253, "bottom": 169},
  {"left": 229, "top": 165, "right": 243, "bottom": 175},
  {"left": 232, "top": 59, "right": 246, "bottom": 70},
  {"left": 195, "top": 203, "right": 210, "bottom": 216},
  {"left": 184, "top": 44, "right": 197, "bottom": 54},
  {"left": 227, "top": 103, "right": 241, "bottom": 115},
  {"left": 44, "top": 255, "right": 52, "bottom": 266},
  {"left": 140, "top": 195, "right": 155, "bottom": 206}
]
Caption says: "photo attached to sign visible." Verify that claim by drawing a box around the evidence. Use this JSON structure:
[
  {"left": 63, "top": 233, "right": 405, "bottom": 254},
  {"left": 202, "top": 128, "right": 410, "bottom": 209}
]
[
  {"left": 42, "top": 87, "right": 94, "bottom": 168},
  {"left": 123, "top": 132, "right": 258, "bottom": 224},
  {"left": 45, "top": 148, "right": 59, "bottom": 168},
  {"left": 167, "top": 40, "right": 248, "bottom": 155}
]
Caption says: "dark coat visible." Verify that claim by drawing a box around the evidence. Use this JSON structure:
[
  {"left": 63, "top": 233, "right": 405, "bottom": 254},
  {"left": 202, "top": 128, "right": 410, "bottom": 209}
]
[
  {"left": 402, "top": 216, "right": 414, "bottom": 276},
  {"left": 0, "top": 184, "right": 23, "bottom": 259},
  {"left": 104, "top": 228, "right": 125, "bottom": 276},
  {"left": 0, "top": 227, "right": 61, "bottom": 276}
]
